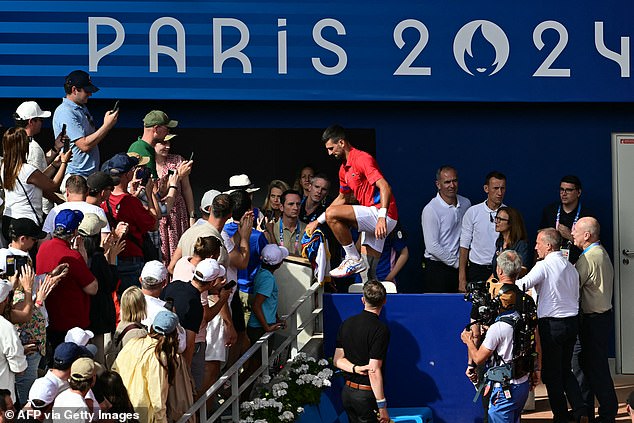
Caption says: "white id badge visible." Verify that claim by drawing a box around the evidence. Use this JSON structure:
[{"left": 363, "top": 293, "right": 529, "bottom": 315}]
[{"left": 560, "top": 248, "right": 570, "bottom": 260}]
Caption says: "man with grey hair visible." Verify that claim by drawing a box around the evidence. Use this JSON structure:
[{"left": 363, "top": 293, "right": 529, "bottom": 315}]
[
  {"left": 462, "top": 249, "right": 539, "bottom": 422},
  {"left": 571, "top": 217, "right": 618, "bottom": 422},
  {"left": 515, "top": 228, "right": 587, "bottom": 423}
]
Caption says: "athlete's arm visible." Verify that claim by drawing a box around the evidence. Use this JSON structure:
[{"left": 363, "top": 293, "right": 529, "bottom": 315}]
[{"left": 374, "top": 178, "right": 392, "bottom": 239}]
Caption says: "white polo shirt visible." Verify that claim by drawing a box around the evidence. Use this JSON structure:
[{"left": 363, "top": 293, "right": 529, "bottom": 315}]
[
  {"left": 516, "top": 251, "right": 579, "bottom": 318},
  {"left": 421, "top": 193, "right": 471, "bottom": 268},
  {"left": 460, "top": 200, "right": 504, "bottom": 265}
]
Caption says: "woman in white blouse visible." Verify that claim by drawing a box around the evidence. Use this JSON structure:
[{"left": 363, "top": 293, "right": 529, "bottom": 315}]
[{"left": 1, "top": 127, "right": 70, "bottom": 239}]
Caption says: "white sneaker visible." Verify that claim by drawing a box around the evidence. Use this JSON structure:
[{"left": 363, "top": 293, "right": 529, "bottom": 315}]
[{"left": 330, "top": 257, "right": 367, "bottom": 278}]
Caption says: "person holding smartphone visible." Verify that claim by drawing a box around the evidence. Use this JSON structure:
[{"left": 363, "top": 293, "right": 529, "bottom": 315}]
[
  {"left": 52, "top": 70, "right": 118, "bottom": 182},
  {"left": 152, "top": 134, "right": 195, "bottom": 266},
  {"left": 100, "top": 153, "right": 160, "bottom": 296}
]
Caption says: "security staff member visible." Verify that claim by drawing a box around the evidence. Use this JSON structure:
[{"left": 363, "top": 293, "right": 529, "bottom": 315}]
[{"left": 334, "top": 280, "right": 390, "bottom": 423}]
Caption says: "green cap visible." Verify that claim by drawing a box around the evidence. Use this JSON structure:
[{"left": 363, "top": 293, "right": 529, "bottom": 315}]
[{"left": 143, "top": 110, "right": 178, "bottom": 128}]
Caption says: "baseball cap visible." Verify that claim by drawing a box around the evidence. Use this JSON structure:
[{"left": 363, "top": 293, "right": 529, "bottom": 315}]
[
  {"left": 53, "top": 342, "right": 90, "bottom": 369},
  {"left": 152, "top": 310, "right": 179, "bottom": 335},
  {"left": 28, "top": 378, "right": 57, "bottom": 408},
  {"left": 65, "top": 327, "right": 94, "bottom": 346},
  {"left": 261, "top": 244, "right": 289, "bottom": 266},
  {"left": 126, "top": 152, "right": 150, "bottom": 166},
  {"left": 70, "top": 357, "right": 96, "bottom": 382},
  {"left": 78, "top": 213, "right": 107, "bottom": 237},
  {"left": 65, "top": 70, "right": 99, "bottom": 93},
  {"left": 200, "top": 189, "right": 221, "bottom": 213},
  {"left": 193, "top": 258, "right": 226, "bottom": 282},
  {"left": 15, "top": 101, "right": 51, "bottom": 120},
  {"left": 9, "top": 218, "right": 47, "bottom": 239},
  {"left": 101, "top": 153, "right": 141, "bottom": 175},
  {"left": 227, "top": 174, "right": 259, "bottom": 193},
  {"left": 140, "top": 260, "right": 167, "bottom": 285},
  {"left": 54, "top": 209, "right": 84, "bottom": 234},
  {"left": 87, "top": 171, "right": 115, "bottom": 192},
  {"left": 143, "top": 110, "right": 178, "bottom": 128},
  {"left": 0, "top": 280, "right": 13, "bottom": 303}
]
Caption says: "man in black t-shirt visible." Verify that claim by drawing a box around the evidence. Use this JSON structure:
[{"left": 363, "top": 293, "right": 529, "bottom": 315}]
[
  {"left": 161, "top": 258, "right": 229, "bottom": 392},
  {"left": 334, "top": 280, "right": 391, "bottom": 423},
  {"left": 539, "top": 175, "right": 592, "bottom": 264}
]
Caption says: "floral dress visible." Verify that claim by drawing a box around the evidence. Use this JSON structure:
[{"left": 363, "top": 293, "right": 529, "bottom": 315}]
[
  {"left": 13, "top": 288, "right": 47, "bottom": 356},
  {"left": 157, "top": 154, "right": 189, "bottom": 267}
]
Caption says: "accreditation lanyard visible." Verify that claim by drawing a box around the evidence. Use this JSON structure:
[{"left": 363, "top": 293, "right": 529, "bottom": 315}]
[
  {"left": 581, "top": 242, "right": 600, "bottom": 256},
  {"left": 279, "top": 218, "right": 300, "bottom": 254},
  {"left": 556, "top": 202, "right": 581, "bottom": 230}
]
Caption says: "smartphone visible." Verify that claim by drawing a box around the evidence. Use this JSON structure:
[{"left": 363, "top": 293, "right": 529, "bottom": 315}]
[
  {"left": 135, "top": 167, "right": 151, "bottom": 185},
  {"left": 189, "top": 151, "right": 194, "bottom": 161},
  {"left": 5, "top": 255, "right": 29, "bottom": 277},
  {"left": 111, "top": 100, "right": 119, "bottom": 113},
  {"left": 167, "top": 169, "right": 175, "bottom": 176},
  {"left": 5, "top": 256, "right": 16, "bottom": 277},
  {"left": 222, "top": 280, "right": 237, "bottom": 290},
  {"left": 61, "top": 124, "right": 70, "bottom": 153}
]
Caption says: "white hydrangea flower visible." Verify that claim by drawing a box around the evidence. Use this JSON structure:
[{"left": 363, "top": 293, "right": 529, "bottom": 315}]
[
  {"left": 323, "top": 379, "right": 332, "bottom": 387},
  {"left": 318, "top": 358, "right": 329, "bottom": 366},
  {"left": 297, "top": 407, "right": 304, "bottom": 413},
  {"left": 261, "top": 375, "right": 271, "bottom": 384}
]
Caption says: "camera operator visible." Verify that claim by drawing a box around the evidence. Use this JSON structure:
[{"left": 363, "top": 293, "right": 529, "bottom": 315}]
[{"left": 461, "top": 250, "right": 540, "bottom": 423}]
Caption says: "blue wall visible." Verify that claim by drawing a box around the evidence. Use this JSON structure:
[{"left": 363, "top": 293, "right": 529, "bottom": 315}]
[{"left": 323, "top": 293, "right": 484, "bottom": 423}]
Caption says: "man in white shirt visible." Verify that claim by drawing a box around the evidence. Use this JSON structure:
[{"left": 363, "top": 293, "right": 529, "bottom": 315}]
[
  {"left": 52, "top": 358, "right": 96, "bottom": 423},
  {"left": 42, "top": 175, "right": 110, "bottom": 238},
  {"left": 515, "top": 228, "right": 588, "bottom": 423},
  {"left": 0, "top": 280, "right": 28, "bottom": 403},
  {"left": 459, "top": 171, "right": 507, "bottom": 293},
  {"left": 139, "top": 260, "right": 187, "bottom": 353},
  {"left": 421, "top": 165, "right": 471, "bottom": 292}
]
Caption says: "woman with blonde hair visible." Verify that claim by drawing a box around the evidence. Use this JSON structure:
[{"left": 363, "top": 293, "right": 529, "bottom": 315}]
[
  {"left": 261, "top": 179, "right": 290, "bottom": 226},
  {"left": 1, "top": 127, "right": 71, "bottom": 238},
  {"left": 114, "top": 286, "right": 148, "bottom": 347}
]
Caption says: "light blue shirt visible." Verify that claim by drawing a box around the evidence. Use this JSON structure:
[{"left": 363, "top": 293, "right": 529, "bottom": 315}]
[
  {"left": 52, "top": 97, "right": 98, "bottom": 177},
  {"left": 247, "top": 268, "right": 278, "bottom": 328}
]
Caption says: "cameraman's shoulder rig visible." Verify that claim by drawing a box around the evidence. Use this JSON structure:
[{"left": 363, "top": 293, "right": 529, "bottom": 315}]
[{"left": 487, "top": 289, "right": 538, "bottom": 383}]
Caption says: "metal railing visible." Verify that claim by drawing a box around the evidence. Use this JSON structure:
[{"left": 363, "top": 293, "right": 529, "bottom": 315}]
[{"left": 177, "top": 281, "right": 323, "bottom": 423}]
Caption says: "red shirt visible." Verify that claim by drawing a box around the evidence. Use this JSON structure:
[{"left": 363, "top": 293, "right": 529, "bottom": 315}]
[
  {"left": 339, "top": 148, "right": 398, "bottom": 219},
  {"left": 36, "top": 238, "right": 95, "bottom": 332},
  {"left": 102, "top": 193, "right": 156, "bottom": 258}
]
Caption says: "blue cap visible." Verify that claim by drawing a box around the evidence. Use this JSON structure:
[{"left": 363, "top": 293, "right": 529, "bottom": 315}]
[
  {"left": 101, "top": 153, "right": 139, "bottom": 176},
  {"left": 54, "top": 209, "right": 84, "bottom": 234},
  {"left": 53, "top": 342, "right": 92, "bottom": 369},
  {"left": 152, "top": 310, "right": 179, "bottom": 335}
]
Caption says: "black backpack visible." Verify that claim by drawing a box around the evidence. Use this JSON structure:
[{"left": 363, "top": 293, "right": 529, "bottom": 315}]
[{"left": 498, "top": 291, "right": 538, "bottom": 379}]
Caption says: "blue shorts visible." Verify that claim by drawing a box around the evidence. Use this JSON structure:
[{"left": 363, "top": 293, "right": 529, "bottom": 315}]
[{"left": 488, "top": 380, "right": 530, "bottom": 423}]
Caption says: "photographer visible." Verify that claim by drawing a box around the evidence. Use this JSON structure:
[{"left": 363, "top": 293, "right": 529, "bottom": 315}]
[{"left": 461, "top": 250, "right": 540, "bottom": 423}]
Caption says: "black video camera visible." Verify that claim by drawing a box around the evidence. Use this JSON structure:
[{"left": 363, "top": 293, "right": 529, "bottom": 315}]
[{"left": 464, "top": 280, "right": 500, "bottom": 328}]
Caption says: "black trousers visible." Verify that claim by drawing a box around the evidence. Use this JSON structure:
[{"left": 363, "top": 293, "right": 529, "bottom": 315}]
[
  {"left": 538, "top": 316, "right": 587, "bottom": 422},
  {"left": 467, "top": 261, "right": 493, "bottom": 283},
  {"left": 342, "top": 384, "right": 379, "bottom": 423},
  {"left": 572, "top": 311, "right": 618, "bottom": 420},
  {"left": 423, "top": 259, "right": 458, "bottom": 293}
]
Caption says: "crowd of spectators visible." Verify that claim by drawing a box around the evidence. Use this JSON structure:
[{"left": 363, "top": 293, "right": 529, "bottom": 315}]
[{"left": 0, "top": 69, "right": 620, "bottom": 423}]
